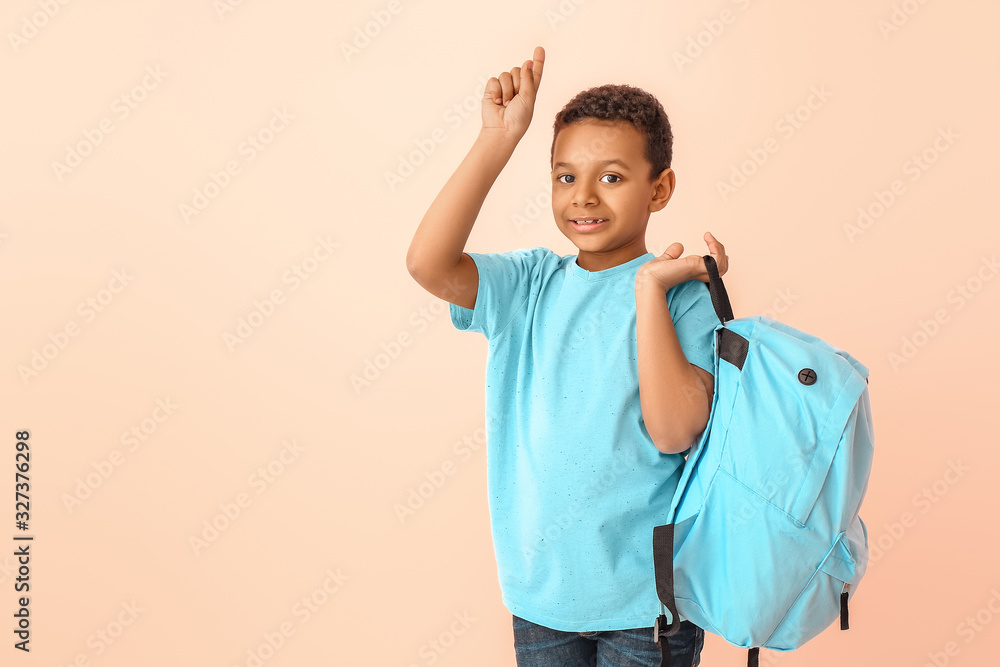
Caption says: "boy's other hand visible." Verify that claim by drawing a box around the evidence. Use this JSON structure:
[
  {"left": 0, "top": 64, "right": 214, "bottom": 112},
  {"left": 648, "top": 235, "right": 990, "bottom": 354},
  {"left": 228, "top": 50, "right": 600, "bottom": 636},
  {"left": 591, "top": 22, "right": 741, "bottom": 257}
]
[
  {"left": 482, "top": 45, "right": 545, "bottom": 139},
  {"left": 636, "top": 231, "right": 729, "bottom": 292}
]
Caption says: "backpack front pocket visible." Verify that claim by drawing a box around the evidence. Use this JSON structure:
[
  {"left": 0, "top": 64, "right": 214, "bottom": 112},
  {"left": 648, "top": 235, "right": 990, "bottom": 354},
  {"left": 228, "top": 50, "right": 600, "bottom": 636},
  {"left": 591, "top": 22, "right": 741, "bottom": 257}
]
[{"left": 718, "top": 323, "right": 869, "bottom": 526}]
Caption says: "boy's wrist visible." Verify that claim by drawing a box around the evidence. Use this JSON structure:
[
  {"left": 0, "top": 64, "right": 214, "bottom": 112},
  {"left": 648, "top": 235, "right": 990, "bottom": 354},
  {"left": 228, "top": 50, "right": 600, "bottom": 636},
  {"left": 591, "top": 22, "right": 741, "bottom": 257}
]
[
  {"left": 477, "top": 127, "right": 524, "bottom": 151},
  {"left": 635, "top": 267, "right": 682, "bottom": 293}
]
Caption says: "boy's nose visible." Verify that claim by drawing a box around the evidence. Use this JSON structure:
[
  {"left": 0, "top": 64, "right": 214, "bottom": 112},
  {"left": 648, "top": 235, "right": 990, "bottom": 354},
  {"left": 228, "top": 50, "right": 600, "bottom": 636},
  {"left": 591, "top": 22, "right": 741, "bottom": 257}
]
[{"left": 572, "top": 184, "right": 598, "bottom": 206}]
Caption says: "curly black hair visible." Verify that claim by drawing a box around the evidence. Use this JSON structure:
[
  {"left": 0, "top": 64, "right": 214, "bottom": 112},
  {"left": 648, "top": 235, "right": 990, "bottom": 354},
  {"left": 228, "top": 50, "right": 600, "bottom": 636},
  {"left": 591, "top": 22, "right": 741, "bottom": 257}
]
[{"left": 550, "top": 83, "right": 673, "bottom": 183}]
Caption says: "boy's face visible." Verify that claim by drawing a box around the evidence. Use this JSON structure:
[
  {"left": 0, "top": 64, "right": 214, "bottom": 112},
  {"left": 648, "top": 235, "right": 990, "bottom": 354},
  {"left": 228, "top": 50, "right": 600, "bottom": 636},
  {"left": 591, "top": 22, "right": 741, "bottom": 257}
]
[{"left": 551, "top": 118, "right": 674, "bottom": 271}]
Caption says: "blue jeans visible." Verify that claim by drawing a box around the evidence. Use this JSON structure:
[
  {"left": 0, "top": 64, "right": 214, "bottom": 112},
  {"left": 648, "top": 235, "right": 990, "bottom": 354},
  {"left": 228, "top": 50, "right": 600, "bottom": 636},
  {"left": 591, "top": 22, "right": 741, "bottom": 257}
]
[{"left": 512, "top": 614, "right": 704, "bottom": 667}]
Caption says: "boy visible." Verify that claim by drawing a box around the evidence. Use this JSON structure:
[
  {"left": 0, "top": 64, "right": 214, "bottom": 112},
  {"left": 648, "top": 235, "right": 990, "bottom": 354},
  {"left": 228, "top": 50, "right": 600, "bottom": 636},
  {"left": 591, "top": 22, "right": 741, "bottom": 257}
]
[{"left": 406, "top": 46, "right": 728, "bottom": 667}]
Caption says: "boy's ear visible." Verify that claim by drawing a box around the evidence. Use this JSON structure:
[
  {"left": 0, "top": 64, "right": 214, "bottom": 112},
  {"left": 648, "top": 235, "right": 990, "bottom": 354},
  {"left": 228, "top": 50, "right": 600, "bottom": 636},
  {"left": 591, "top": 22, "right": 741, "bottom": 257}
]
[{"left": 649, "top": 168, "right": 675, "bottom": 212}]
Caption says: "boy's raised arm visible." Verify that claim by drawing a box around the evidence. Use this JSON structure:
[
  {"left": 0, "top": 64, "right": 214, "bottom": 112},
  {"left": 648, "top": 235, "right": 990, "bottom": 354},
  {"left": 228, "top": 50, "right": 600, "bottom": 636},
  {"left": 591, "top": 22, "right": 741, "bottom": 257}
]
[{"left": 406, "top": 46, "right": 545, "bottom": 311}]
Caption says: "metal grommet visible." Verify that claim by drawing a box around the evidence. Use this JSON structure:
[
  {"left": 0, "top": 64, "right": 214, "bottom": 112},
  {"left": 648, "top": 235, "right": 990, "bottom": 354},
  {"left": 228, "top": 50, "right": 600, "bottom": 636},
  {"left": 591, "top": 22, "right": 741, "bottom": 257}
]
[{"left": 798, "top": 368, "right": 817, "bottom": 385}]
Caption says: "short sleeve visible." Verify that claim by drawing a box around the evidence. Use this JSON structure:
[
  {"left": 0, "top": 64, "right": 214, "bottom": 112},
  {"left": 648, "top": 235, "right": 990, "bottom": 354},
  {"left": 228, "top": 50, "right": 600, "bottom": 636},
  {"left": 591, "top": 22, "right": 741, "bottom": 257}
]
[
  {"left": 449, "top": 247, "right": 553, "bottom": 340},
  {"left": 666, "top": 279, "right": 720, "bottom": 376}
]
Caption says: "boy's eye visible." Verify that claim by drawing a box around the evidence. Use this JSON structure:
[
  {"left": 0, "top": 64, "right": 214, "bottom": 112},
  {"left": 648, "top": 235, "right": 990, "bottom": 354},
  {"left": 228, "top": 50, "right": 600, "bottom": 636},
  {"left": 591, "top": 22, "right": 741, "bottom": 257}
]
[{"left": 556, "top": 174, "right": 621, "bottom": 184}]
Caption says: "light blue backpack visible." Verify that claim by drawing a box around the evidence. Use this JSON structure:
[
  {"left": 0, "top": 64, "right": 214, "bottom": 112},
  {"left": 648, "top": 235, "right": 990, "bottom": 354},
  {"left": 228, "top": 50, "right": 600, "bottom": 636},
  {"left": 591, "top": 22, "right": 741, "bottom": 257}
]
[{"left": 652, "top": 255, "right": 875, "bottom": 667}]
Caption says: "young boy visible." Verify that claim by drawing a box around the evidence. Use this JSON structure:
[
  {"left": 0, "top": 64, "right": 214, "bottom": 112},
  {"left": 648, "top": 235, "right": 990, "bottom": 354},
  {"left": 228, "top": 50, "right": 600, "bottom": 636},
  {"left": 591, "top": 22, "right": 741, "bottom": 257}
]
[{"left": 406, "top": 46, "right": 728, "bottom": 667}]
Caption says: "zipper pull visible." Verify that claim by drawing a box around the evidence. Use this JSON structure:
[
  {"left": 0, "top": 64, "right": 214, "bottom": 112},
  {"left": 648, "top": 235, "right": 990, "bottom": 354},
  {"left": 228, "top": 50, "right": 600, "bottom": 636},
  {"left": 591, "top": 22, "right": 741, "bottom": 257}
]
[{"left": 840, "top": 582, "right": 851, "bottom": 630}]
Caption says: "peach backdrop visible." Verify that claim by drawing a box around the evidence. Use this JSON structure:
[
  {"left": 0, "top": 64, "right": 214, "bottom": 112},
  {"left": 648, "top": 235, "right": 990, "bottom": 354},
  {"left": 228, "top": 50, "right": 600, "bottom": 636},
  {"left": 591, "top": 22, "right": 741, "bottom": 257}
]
[{"left": 1, "top": 1, "right": 998, "bottom": 665}]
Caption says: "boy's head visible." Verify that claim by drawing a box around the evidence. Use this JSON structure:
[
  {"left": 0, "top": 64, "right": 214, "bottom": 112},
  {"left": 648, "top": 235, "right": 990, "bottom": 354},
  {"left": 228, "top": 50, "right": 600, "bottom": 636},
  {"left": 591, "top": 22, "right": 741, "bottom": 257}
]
[
  {"left": 549, "top": 84, "right": 676, "bottom": 270},
  {"left": 550, "top": 83, "right": 673, "bottom": 182}
]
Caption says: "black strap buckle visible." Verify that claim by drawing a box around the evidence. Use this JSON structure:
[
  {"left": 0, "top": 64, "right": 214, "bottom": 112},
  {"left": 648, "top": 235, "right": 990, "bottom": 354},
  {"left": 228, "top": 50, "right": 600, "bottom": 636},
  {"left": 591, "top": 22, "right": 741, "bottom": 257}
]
[{"left": 653, "top": 612, "right": 681, "bottom": 645}]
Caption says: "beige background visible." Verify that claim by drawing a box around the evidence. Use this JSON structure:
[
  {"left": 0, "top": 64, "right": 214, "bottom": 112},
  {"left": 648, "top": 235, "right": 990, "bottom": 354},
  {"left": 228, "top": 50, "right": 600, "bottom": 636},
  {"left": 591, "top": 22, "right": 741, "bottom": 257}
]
[{"left": 2, "top": 1, "right": 998, "bottom": 665}]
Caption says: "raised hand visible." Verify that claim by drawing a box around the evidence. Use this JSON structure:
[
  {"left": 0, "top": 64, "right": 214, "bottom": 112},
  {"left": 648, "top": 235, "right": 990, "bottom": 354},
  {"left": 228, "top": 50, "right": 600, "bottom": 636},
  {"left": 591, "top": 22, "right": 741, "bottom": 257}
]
[{"left": 482, "top": 45, "right": 545, "bottom": 138}]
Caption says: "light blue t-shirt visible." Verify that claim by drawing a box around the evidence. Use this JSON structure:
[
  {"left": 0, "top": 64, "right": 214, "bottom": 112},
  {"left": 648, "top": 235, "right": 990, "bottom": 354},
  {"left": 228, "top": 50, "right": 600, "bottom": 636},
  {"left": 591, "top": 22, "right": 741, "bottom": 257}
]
[{"left": 449, "top": 246, "right": 719, "bottom": 632}]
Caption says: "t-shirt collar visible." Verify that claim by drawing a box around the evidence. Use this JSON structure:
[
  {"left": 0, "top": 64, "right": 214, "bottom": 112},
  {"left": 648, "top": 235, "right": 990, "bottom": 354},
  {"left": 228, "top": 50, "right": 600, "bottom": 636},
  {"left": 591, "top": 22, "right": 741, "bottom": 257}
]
[{"left": 568, "top": 252, "right": 655, "bottom": 281}]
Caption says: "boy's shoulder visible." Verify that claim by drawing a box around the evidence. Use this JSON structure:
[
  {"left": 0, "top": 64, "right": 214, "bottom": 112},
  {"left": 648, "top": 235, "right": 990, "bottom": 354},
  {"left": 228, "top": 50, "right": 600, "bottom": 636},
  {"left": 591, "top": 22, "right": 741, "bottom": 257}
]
[
  {"left": 469, "top": 245, "right": 568, "bottom": 274},
  {"left": 480, "top": 245, "right": 561, "bottom": 260}
]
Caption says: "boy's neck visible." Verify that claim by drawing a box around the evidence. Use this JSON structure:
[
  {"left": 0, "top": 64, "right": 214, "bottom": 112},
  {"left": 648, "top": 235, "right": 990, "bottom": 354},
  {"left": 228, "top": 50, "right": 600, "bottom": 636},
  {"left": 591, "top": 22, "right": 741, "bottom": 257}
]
[{"left": 574, "top": 242, "right": 649, "bottom": 272}]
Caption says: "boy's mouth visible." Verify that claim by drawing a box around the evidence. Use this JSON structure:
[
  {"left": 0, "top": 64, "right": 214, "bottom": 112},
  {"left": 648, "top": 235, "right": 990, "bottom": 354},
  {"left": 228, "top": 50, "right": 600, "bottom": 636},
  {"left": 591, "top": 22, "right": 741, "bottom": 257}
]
[{"left": 571, "top": 218, "right": 608, "bottom": 231}]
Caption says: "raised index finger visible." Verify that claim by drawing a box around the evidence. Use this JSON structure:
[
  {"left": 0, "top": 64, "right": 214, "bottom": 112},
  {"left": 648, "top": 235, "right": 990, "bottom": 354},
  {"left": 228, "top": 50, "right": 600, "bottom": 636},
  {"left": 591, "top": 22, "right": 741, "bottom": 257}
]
[
  {"left": 704, "top": 230, "right": 724, "bottom": 254},
  {"left": 522, "top": 46, "right": 545, "bottom": 98},
  {"left": 704, "top": 231, "right": 728, "bottom": 275}
]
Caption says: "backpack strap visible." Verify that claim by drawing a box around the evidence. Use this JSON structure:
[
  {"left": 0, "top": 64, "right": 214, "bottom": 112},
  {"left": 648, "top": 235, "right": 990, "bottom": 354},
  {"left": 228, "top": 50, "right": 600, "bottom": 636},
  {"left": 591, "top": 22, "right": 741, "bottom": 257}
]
[
  {"left": 703, "top": 254, "right": 734, "bottom": 323},
  {"left": 702, "top": 255, "right": 749, "bottom": 370},
  {"left": 652, "top": 523, "right": 681, "bottom": 667}
]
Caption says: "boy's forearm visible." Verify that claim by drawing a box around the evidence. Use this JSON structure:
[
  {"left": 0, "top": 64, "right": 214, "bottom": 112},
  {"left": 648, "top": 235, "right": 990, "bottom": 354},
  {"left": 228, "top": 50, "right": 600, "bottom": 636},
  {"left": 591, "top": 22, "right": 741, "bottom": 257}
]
[
  {"left": 406, "top": 129, "right": 521, "bottom": 277},
  {"left": 634, "top": 276, "right": 711, "bottom": 454}
]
